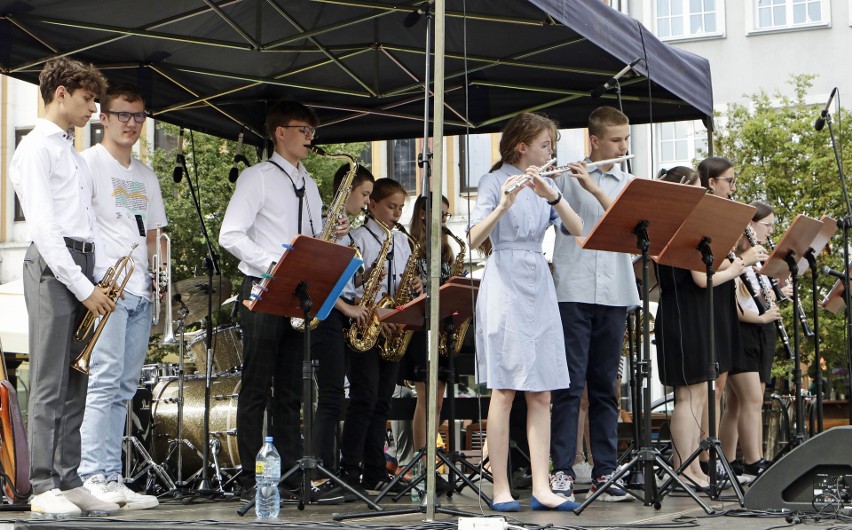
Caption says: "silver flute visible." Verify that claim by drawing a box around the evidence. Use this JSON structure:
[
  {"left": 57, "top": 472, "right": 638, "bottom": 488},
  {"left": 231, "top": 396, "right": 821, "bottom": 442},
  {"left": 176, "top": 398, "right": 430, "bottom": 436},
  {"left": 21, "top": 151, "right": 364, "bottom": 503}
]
[
  {"left": 540, "top": 154, "right": 636, "bottom": 177},
  {"left": 503, "top": 158, "right": 557, "bottom": 195}
]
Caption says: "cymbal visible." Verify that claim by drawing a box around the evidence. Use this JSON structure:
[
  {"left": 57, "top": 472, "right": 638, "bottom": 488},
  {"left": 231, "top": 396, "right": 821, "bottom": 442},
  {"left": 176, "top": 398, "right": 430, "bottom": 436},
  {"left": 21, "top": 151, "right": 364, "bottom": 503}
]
[{"left": 151, "top": 276, "right": 233, "bottom": 335}]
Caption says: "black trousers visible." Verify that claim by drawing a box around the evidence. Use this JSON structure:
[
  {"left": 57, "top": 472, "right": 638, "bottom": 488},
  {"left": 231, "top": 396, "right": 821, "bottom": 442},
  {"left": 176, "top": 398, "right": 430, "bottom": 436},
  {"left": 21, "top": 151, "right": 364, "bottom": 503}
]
[
  {"left": 237, "top": 276, "right": 303, "bottom": 488},
  {"left": 340, "top": 343, "right": 399, "bottom": 482},
  {"left": 311, "top": 308, "right": 348, "bottom": 472}
]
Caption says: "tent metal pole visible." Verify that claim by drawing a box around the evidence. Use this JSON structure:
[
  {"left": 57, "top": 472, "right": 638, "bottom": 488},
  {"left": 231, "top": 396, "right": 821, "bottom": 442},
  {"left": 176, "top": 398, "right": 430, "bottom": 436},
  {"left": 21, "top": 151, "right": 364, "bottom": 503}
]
[{"left": 425, "top": 0, "right": 445, "bottom": 520}]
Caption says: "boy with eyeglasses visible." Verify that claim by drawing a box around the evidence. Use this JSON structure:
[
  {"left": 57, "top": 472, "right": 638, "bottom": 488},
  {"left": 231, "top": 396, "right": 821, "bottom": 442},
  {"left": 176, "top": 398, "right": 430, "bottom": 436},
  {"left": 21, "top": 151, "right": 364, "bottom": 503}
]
[
  {"left": 219, "top": 100, "right": 345, "bottom": 503},
  {"left": 77, "top": 83, "right": 164, "bottom": 510},
  {"left": 10, "top": 57, "right": 119, "bottom": 518}
]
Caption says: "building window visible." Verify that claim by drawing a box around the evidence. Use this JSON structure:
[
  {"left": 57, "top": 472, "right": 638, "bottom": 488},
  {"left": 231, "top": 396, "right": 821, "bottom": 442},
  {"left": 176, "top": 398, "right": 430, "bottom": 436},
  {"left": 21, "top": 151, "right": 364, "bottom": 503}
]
[
  {"left": 655, "top": 0, "right": 723, "bottom": 40},
  {"left": 13, "top": 128, "right": 32, "bottom": 222},
  {"left": 656, "top": 121, "right": 708, "bottom": 170},
  {"left": 750, "top": 0, "right": 830, "bottom": 32},
  {"left": 154, "top": 123, "right": 180, "bottom": 152},
  {"left": 387, "top": 138, "right": 418, "bottom": 192},
  {"left": 359, "top": 143, "right": 373, "bottom": 168},
  {"left": 459, "top": 134, "right": 495, "bottom": 192},
  {"left": 90, "top": 122, "right": 103, "bottom": 146}
]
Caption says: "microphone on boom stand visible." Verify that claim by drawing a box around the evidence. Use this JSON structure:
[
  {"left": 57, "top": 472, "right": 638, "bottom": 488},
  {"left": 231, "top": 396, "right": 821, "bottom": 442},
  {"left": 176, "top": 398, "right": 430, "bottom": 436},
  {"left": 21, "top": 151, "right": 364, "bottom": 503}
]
[
  {"left": 814, "top": 87, "right": 838, "bottom": 132},
  {"left": 228, "top": 127, "right": 251, "bottom": 183},
  {"left": 173, "top": 128, "right": 185, "bottom": 183}
]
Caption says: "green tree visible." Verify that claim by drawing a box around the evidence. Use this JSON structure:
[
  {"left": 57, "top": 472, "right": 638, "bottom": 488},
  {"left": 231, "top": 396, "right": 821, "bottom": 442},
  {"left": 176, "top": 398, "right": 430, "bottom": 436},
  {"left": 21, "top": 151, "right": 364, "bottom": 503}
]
[
  {"left": 147, "top": 123, "right": 366, "bottom": 356},
  {"left": 713, "top": 74, "right": 852, "bottom": 389}
]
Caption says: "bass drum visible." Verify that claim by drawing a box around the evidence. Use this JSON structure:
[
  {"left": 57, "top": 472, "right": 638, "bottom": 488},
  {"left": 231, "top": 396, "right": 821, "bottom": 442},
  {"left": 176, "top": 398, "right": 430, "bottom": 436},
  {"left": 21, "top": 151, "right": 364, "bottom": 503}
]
[
  {"left": 189, "top": 324, "right": 243, "bottom": 376},
  {"left": 151, "top": 374, "right": 241, "bottom": 476}
]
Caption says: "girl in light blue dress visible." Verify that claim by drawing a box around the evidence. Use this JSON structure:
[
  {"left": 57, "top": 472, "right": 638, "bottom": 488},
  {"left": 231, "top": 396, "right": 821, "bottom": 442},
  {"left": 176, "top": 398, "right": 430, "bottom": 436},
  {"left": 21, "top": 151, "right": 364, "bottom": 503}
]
[{"left": 469, "top": 112, "right": 583, "bottom": 511}]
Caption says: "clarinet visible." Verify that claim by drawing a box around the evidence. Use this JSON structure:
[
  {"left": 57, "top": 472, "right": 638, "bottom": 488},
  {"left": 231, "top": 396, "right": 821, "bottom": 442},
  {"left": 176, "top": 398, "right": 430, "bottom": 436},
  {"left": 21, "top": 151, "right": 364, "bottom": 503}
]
[
  {"left": 744, "top": 227, "right": 795, "bottom": 359},
  {"left": 730, "top": 249, "right": 769, "bottom": 314},
  {"left": 766, "top": 236, "right": 815, "bottom": 338}
]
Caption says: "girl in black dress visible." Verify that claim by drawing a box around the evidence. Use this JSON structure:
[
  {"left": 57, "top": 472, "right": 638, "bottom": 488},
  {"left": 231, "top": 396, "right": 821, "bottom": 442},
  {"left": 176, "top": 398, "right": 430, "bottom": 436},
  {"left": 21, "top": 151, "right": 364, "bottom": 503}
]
[
  {"left": 655, "top": 165, "right": 764, "bottom": 487},
  {"left": 720, "top": 202, "right": 781, "bottom": 481}
]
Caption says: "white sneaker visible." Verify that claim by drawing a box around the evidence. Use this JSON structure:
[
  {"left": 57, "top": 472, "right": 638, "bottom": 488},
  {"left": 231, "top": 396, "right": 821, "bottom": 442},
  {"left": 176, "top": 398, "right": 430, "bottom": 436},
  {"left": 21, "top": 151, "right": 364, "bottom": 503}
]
[
  {"left": 30, "top": 489, "right": 82, "bottom": 519},
  {"left": 574, "top": 461, "right": 593, "bottom": 485},
  {"left": 109, "top": 480, "right": 159, "bottom": 510},
  {"left": 83, "top": 474, "right": 126, "bottom": 506},
  {"left": 63, "top": 486, "right": 121, "bottom": 516}
]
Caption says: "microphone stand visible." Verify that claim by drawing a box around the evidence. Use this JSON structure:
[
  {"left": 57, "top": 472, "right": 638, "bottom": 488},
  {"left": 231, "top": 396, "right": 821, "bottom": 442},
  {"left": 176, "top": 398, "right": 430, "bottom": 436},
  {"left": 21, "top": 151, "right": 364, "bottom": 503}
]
[
  {"left": 176, "top": 148, "right": 222, "bottom": 495},
  {"left": 610, "top": 79, "right": 633, "bottom": 175},
  {"left": 822, "top": 109, "right": 852, "bottom": 426},
  {"left": 805, "top": 251, "right": 824, "bottom": 432}
]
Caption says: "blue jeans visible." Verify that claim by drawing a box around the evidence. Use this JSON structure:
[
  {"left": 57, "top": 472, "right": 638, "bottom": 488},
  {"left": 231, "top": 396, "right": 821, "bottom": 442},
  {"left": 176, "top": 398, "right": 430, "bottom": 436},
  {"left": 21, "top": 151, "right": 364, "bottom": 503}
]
[{"left": 79, "top": 293, "right": 152, "bottom": 481}]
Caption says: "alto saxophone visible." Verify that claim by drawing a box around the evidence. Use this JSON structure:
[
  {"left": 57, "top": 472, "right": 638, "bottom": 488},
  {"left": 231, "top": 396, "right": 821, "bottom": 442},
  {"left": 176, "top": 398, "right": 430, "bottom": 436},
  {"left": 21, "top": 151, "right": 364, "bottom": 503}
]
[
  {"left": 346, "top": 214, "right": 393, "bottom": 352},
  {"left": 440, "top": 227, "right": 470, "bottom": 356},
  {"left": 378, "top": 224, "right": 422, "bottom": 362},
  {"left": 292, "top": 146, "right": 359, "bottom": 331}
]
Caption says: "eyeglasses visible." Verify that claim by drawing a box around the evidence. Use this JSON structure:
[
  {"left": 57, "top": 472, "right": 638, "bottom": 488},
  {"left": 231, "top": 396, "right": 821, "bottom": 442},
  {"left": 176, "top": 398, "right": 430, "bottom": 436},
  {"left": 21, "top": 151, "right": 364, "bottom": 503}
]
[
  {"left": 105, "top": 110, "right": 146, "bottom": 124},
  {"left": 281, "top": 125, "right": 318, "bottom": 138},
  {"left": 758, "top": 221, "right": 775, "bottom": 230},
  {"left": 714, "top": 177, "right": 736, "bottom": 185}
]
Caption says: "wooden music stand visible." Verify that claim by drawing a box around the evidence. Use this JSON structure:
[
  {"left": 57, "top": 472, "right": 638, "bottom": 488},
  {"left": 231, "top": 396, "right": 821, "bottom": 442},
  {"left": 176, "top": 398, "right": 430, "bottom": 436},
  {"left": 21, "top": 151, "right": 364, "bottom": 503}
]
[
  {"left": 237, "top": 235, "right": 377, "bottom": 515},
  {"left": 821, "top": 276, "right": 848, "bottom": 314},
  {"left": 377, "top": 279, "right": 479, "bottom": 329},
  {"left": 576, "top": 178, "right": 708, "bottom": 512},
  {"left": 242, "top": 235, "right": 361, "bottom": 320},
  {"left": 336, "top": 278, "right": 483, "bottom": 522},
  {"left": 761, "top": 215, "right": 825, "bottom": 449},
  {"left": 760, "top": 215, "right": 824, "bottom": 281},
  {"left": 653, "top": 194, "right": 755, "bottom": 505}
]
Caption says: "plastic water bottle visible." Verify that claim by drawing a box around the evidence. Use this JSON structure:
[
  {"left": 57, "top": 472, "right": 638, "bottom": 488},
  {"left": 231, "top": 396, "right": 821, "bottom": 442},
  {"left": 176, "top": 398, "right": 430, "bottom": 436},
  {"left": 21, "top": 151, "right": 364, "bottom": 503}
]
[
  {"left": 411, "top": 459, "right": 424, "bottom": 504},
  {"left": 255, "top": 436, "right": 281, "bottom": 519}
]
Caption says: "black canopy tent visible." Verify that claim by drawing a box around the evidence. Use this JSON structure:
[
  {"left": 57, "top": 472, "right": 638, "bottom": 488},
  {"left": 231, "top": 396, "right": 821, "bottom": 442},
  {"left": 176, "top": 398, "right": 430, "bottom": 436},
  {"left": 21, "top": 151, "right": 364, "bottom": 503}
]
[
  {"left": 0, "top": 0, "right": 713, "bottom": 145},
  {"left": 1, "top": 0, "right": 716, "bottom": 518}
]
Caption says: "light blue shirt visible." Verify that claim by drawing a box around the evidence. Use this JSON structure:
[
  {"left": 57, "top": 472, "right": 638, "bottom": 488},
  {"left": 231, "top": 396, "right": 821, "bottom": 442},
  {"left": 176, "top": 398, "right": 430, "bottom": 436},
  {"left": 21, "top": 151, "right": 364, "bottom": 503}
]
[{"left": 552, "top": 161, "right": 641, "bottom": 307}]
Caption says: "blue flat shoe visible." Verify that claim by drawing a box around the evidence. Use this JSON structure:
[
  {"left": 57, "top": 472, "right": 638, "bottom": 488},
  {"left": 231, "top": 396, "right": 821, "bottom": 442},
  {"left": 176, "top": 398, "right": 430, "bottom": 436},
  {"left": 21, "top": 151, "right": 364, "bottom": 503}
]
[
  {"left": 490, "top": 500, "right": 521, "bottom": 512},
  {"left": 530, "top": 495, "right": 581, "bottom": 511}
]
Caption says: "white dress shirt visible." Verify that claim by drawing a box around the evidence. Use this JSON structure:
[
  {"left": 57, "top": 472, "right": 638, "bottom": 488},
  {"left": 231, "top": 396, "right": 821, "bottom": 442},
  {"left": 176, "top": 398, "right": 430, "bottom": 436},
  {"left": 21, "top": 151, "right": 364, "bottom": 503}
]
[
  {"left": 9, "top": 118, "right": 97, "bottom": 302},
  {"left": 348, "top": 217, "right": 412, "bottom": 303},
  {"left": 219, "top": 152, "right": 324, "bottom": 278}
]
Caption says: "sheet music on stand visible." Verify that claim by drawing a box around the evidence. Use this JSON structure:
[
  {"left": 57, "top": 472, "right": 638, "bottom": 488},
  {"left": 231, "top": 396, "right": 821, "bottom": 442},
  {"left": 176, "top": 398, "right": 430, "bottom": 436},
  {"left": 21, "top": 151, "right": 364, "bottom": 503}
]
[{"left": 243, "top": 235, "right": 362, "bottom": 319}]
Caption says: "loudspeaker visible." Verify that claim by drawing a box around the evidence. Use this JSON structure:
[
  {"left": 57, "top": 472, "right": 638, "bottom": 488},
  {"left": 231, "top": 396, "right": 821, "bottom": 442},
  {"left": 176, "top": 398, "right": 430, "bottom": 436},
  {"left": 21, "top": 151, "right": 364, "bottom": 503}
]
[{"left": 745, "top": 426, "right": 852, "bottom": 512}]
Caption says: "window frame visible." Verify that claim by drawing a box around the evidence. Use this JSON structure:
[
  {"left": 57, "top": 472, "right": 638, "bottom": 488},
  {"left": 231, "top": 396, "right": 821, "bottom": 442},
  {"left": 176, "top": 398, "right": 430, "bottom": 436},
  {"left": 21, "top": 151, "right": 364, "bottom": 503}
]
[
  {"left": 654, "top": 120, "right": 708, "bottom": 171},
  {"left": 13, "top": 128, "right": 33, "bottom": 222},
  {"left": 649, "top": 0, "right": 726, "bottom": 42},
  {"left": 386, "top": 137, "right": 420, "bottom": 193},
  {"left": 746, "top": 0, "right": 831, "bottom": 34}
]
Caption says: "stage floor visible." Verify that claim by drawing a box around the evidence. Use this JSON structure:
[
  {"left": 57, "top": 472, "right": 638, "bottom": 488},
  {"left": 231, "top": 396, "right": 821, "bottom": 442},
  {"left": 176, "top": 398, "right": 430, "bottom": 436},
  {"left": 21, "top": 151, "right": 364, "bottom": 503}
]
[{"left": 0, "top": 483, "right": 816, "bottom": 530}]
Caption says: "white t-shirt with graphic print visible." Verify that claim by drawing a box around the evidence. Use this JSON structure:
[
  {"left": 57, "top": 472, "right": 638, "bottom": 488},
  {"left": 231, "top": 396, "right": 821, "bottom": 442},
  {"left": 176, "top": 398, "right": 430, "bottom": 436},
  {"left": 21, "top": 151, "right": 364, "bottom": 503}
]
[{"left": 84, "top": 143, "right": 167, "bottom": 300}]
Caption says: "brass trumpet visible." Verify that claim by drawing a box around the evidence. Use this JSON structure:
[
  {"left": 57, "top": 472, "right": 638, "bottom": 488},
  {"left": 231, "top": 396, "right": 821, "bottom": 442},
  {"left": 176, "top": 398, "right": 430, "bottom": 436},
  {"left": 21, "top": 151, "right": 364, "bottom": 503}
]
[
  {"left": 71, "top": 244, "right": 137, "bottom": 374},
  {"left": 152, "top": 226, "right": 176, "bottom": 346}
]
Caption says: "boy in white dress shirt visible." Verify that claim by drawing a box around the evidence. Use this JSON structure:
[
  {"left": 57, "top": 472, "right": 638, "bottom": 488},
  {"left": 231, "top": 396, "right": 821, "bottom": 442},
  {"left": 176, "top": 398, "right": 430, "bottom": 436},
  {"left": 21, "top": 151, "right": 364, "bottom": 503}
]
[{"left": 10, "top": 57, "right": 118, "bottom": 518}]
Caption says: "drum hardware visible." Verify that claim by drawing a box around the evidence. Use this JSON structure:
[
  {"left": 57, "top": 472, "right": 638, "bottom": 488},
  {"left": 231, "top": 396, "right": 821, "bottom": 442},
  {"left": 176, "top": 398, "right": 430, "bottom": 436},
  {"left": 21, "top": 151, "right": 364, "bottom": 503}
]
[
  {"left": 154, "top": 375, "right": 241, "bottom": 489},
  {"left": 188, "top": 324, "right": 243, "bottom": 376},
  {"left": 166, "top": 297, "right": 192, "bottom": 487},
  {"left": 122, "top": 394, "right": 175, "bottom": 495}
]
